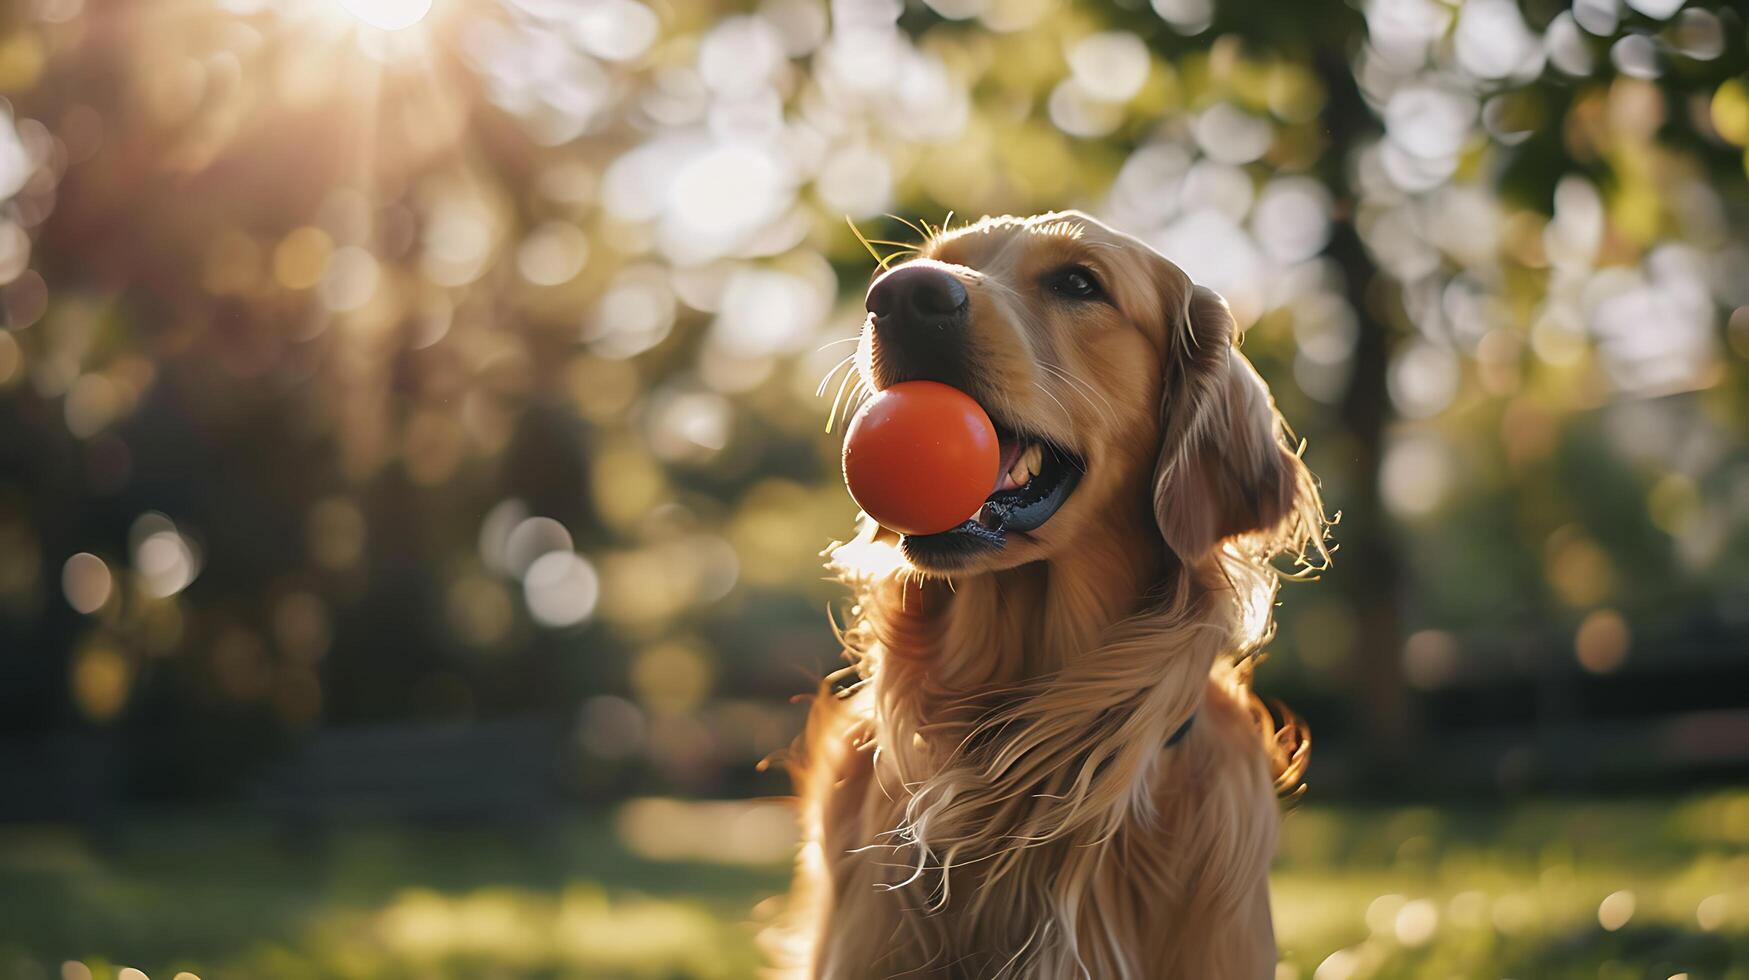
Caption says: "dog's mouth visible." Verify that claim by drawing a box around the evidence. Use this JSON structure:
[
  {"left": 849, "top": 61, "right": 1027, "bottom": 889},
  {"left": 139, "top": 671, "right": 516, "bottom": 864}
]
[{"left": 900, "top": 421, "right": 1084, "bottom": 564}]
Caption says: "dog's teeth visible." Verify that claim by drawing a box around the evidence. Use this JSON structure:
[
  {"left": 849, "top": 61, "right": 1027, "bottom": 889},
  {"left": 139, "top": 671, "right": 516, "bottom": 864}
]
[{"left": 1010, "top": 444, "right": 1042, "bottom": 486}]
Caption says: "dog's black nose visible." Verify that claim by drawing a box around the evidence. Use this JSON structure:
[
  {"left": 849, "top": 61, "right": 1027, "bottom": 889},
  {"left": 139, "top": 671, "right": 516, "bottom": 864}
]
[
  {"left": 866, "top": 265, "right": 968, "bottom": 323},
  {"left": 865, "top": 264, "right": 974, "bottom": 389}
]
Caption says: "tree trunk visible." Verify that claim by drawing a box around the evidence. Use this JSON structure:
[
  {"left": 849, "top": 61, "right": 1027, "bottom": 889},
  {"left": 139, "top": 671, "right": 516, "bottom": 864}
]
[{"left": 1314, "top": 45, "right": 1416, "bottom": 782}]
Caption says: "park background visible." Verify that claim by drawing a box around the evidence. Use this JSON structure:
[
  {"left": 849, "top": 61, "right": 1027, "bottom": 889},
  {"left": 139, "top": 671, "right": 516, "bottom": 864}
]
[{"left": 1, "top": 0, "right": 1747, "bottom": 976}]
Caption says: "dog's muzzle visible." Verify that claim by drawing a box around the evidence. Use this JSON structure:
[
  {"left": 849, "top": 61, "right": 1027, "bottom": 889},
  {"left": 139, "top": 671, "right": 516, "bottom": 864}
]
[{"left": 862, "top": 262, "right": 1085, "bottom": 570}]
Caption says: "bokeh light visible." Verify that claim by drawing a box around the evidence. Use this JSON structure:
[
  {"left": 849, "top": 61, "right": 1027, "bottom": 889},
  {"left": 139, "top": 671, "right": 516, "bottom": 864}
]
[
  {"left": 337, "top": 0, "right": 433, "bottom": 32},
  {"left": 60, "top": 552, "right": 110, "bottom": 614}
]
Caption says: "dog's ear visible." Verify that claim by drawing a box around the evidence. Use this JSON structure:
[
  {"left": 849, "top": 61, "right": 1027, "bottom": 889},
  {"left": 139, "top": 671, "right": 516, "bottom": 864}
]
[{"left": 1152, "top": 285, "right": 1304, "bottom": 563}]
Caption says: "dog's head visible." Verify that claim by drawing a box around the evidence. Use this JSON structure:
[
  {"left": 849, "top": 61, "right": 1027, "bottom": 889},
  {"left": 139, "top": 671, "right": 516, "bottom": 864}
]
[{"left": 854, "top": 210, "right": 1314, "bottom": 576}]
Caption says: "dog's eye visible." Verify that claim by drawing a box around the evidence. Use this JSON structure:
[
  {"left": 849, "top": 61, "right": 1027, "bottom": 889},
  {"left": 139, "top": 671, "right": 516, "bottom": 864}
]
[{"left": 1048, "top": 266, "right": 1102, "bottom": 300}]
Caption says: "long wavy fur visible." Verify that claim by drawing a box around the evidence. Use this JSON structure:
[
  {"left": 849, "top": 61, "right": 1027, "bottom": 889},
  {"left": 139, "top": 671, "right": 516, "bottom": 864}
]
[{"left": 766, "top": 213, "right": 1330, "bottom": 979}]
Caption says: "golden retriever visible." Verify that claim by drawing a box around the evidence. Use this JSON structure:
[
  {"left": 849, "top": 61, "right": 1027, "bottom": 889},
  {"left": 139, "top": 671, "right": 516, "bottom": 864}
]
[{"left": 767, "top": 211, "right": 1327, "bottom": 979}]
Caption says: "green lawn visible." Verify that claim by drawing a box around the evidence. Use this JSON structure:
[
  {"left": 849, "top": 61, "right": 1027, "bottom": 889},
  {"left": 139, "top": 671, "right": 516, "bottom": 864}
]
[{"left": 5, "top": 793, "right": 1746, "bottom": 979}]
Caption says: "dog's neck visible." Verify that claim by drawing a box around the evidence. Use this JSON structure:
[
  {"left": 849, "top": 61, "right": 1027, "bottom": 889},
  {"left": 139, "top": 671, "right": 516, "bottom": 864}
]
[{"left": 908, "top": 497, "right": 1168, "bottom": 694}]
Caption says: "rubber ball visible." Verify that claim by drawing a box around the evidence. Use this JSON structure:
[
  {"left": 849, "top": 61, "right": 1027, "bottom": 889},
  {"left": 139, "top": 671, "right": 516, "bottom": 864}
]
[{"left": 841, "top": 381, "right": 1000, "bottom": 536}]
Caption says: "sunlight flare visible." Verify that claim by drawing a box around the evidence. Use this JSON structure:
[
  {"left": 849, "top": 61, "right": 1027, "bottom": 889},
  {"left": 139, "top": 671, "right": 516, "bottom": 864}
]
[{"left": 336, "top": 0, "right": 432, "bottom": 31}]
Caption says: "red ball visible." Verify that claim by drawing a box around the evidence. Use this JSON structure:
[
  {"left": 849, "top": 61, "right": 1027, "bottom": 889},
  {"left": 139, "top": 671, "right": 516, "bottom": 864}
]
[{"left": 841, "top": 381, "right": 1000, "bottom": 536}]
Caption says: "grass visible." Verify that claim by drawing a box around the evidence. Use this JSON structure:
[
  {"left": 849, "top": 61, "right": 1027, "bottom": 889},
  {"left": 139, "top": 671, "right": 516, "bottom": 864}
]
[{"left": 3, "top": 793, "right": 1746, "bottom": 979}]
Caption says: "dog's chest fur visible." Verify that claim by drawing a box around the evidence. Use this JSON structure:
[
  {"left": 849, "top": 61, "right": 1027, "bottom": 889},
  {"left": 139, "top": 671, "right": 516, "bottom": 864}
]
[{"left": 798, "top": 672, "right": 1275, "bottom": 979}]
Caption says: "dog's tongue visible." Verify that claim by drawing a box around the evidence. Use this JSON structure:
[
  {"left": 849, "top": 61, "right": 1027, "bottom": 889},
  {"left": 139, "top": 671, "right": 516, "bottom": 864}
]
[
  {"left": 965, "top": 432, "right": 1028, "bottom": 524},
  {"left": 993, "top": 431, "right": 1024, "bottom": 493}
]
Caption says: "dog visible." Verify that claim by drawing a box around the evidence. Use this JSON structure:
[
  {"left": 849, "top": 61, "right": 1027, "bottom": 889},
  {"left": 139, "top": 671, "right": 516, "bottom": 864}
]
[{"left": 766, "top": 211, "right": 1327, "bottom": 978}]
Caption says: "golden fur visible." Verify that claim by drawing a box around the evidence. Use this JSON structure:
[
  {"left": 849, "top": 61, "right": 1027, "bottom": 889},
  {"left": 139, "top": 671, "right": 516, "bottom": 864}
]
[{"left": 767, "top": 212, "right": 1328, "bottom": 979}]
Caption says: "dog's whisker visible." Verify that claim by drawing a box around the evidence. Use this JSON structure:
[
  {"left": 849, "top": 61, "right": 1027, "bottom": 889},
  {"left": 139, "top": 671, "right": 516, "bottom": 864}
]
[
  {"left": 1032, "top": 381, "right": 1073, "bottom": 428},
  {"left": 845, "top": 215, "right": 888, "bottom": 267},
  {"left": 1040, "top": 362, "right": 1118, "bottom": 432},
  {"left": 884, "top": 212, "right": 928, "bottom": 243},
  {"left": 827, "top": 363, "right": 867, "bottom": 435},
  {"left": 846, "top": 219, "right": 921, "bottom": 272},
  {"left": 842, "top": 377, "right": 873, "bottom": 428},
  {"left": 1042, "top": 362, "right": 1119, "bottom": 429},
  {"left": 814, "top": 351, "right": 857, "bottom": 398},
  {"left": 837, "top": 382, "right": 861, "bottom": 430}
]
